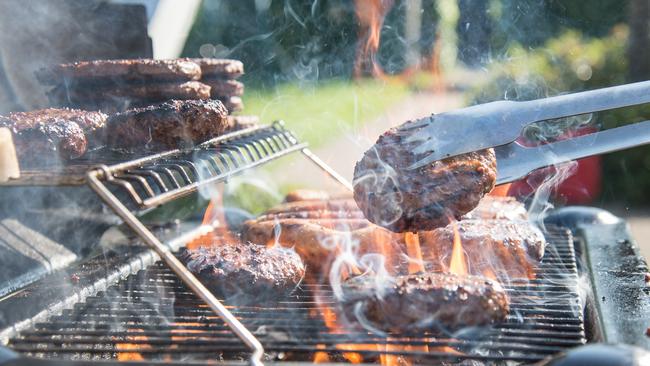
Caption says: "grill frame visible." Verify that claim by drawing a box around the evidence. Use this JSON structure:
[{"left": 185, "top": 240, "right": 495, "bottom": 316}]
[{"left": 4, "top": 225, "right": 586, "bottom": 364}]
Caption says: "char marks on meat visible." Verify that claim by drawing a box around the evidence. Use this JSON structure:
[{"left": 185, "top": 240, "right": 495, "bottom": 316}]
[
  {"left": 342, "top": 272, "right": 509, "bottom": 333},
  {"left": 180, "top": 243, "right": 305, "bottom": 303},
  {"left": 104, "top": 99, "right": 229, "bottom": 150},
  {"left": 353, "top": 119, "right": 497, "bottom": 232},
  {"left": 420, "top": 219, "right": 546, "bottom": 280}
]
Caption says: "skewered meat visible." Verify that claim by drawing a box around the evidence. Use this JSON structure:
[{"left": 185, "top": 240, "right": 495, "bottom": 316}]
[
  {"left": 36, "top": 58, "right": 202, "bottom": 85},
  {"left": 462, "top": 196, "right": 528, "bottom": 221},
  {"left": 103, "top": 99, "right": 229, "bottom": 150},
  {"left": 0, "top": 108, "right": 107, "bottom": 163},
  {"left": 353, "top": 120, "right": 497, "bottom": 232},
  {"left": 420, "top": 219, "right": 546, "bottom": 280},
  {"left": 341, "top": 272, "right": 509, "bottom": 333},
  {"left": 180, "top": 243, "right": 305, "bottom": 303}
]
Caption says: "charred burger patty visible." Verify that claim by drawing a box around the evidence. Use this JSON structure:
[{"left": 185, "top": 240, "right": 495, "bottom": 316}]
[
  {"left": 353, "top": 120, "right": 497, "bottom": 232},
  {"left": 341, "top": 272, "right": 509, "bottom": 333},
  {"left": 180, "top": 243, "right": 305, "bottom": 302}
]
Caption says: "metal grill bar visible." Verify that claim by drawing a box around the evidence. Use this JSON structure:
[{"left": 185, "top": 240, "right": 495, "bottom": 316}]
[
  {"left": 8, "top": 226, "right": 586, "bottom": 364},
  {"left": 89, "top": 122, "right": 306, "bottom": 211}
]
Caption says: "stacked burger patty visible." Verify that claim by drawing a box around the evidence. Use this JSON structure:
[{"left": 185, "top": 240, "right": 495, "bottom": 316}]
[{"left": 36, "top": 58, "right": 245, "bottom": 113}]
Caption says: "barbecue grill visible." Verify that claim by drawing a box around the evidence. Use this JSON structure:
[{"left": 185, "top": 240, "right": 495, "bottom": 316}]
[{"left": 0, "top": 120, "right": 649, "bottom": 365}]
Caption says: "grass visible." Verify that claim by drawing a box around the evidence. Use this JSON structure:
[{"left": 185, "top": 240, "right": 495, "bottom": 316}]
[{"left": 242, "top": 78, "right": 409, "bottom": 148}]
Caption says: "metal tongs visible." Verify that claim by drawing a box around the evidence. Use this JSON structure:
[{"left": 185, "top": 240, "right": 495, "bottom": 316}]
[{"left": 406, "top": 80, "right": 650, "bottom": 184}]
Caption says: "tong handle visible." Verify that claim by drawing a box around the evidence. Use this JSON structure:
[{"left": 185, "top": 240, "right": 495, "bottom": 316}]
[
  {"left": 496, "top": 120, "right": 650, "bottom": 184},
  {"left": 521, "top": 80, "right": 650, "bottom": 122}
]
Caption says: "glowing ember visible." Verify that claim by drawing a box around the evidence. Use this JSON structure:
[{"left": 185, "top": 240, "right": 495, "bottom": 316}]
[
  {"left": 115, "top": 329, "right": 149, "bottom": 361},
  {"left": 448, "top": 221, "right": 468, "bottom": 276}
]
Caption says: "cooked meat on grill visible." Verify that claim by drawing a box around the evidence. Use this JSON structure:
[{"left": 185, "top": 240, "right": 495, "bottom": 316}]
[
  {"left": 36, "top": 58, "right": 202, "bottom": 85},
  {"left": 462, "top": 196, "right": 528, "bottom": 221},
  {"left": 241, "top": 218, "right": 407, "bottom": 282},
  {"left": 255, "top": 210, "right": 366, "bottom": 222},
  {"left": 0, "top": 108, "right": 107, "bottom": 133},
  {"left": 48, "top": 81, "right": 212, "bottom": 107},
  {"left": 204, "top": 79, "right": 244, "bottom": 98},
  {"left": 189, "top": 58, "right": 244, "bottom": 78},
  {"left": 226, "top": 115, "right": 259, "bottom": 131},
  {"left": 180, "top": 243, "right": 305, "bottom": 302},
  {"left": 103, "top": 99, "right": 229, "bottom": 150},
  {"left": 218, "top": 96, "right": 243, "bottom": 112},
  {"left": 10, "top": 121, "right": 87, "bottom": 163},
  {"left": 0, "top": 108, "right": 107, "bottom": 163},
  {"left": 266, "top": 198, "right": 361, "bottom": 215},
  {"left": 420, "top": 219, "right": 546, "bottom": 280},
  {"left": 353, "top": 120, "right": 497, "bottom": 232},
  {"left": 341, "top": 272, "right": 509, "bottom": 333},
  {"left": 284, "top": 189, "right": 332, "bottom": 203}
]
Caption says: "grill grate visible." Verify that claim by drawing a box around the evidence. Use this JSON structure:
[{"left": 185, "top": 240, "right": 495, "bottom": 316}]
[
  {"left": 97, "top": 122, "right": 307, "bottom": 211},
  {"left": 8, "top": 226, "right": 585, "bottom": 364}
]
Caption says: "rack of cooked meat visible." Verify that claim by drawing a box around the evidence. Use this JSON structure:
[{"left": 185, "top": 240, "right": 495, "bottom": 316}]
[{"left": 0, "top": 58, "right": 256, "bottom": 168}]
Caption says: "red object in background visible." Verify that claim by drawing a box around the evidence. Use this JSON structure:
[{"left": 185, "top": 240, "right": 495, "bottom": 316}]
[{"left": 508, "top": 127, "right": 602, "bottom": 205}]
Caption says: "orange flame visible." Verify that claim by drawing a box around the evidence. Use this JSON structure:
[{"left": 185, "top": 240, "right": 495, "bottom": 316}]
[
  {"left": 448, "top": 221, "right": 468, "bottom": 276},
  {"left": 353, "top": 0, "right": 394, "bottom": 78},
  {"left": 404, "top": 232, "right": 425, "bottom": 274},
  {"left": 115, "top": 329, "right": 149, "bottom": 361}
]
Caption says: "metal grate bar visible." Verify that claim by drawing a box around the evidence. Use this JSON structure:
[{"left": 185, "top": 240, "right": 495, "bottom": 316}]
[{"left": 8, "top": 226, "right": 586, "bottom": 364}]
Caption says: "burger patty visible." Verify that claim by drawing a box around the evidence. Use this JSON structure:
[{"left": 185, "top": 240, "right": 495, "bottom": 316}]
[
  {"left": 265, "top": 198, "right": 361, "bottom": 215},
  {"left": 419, "top": 219, "right": 546, "bottom": 280},
  {"left": 241, "top": 217, "right": 407, "bottom": 282},
  {"left": 48, "top": 81, "right": 212, "bottom": 106},
  {"left": 462, "top": 196, "right": 528, "bottom": 221},
  {"left": 218, "top": 96, "right": 243, "bottom": 112},
  {"left": 180, "top": 243, "right": 305, "bottom": 302},
  {"left": 204, "top": 79, "right": 244, "bottom": 98},
  {"left": 353, "top": 119, "right": 497, "bottom": 232},
  {"left": 283, "top": 189, "right": 332, "bottom": 203},
  {"left": 103, "top": 99, "right": 229, "bottom": 150},
  {"left": 341, "top": 272, "right": 509, "bottom": 333},
  {"left": 189, "top": 58, "right": 245, "bottom": 78},
  {"left": 0, "top": 108, "right": 107, "bottom": 163},
  {"left": 36, "top": 58, "right": 202, "bottom": 85}
]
